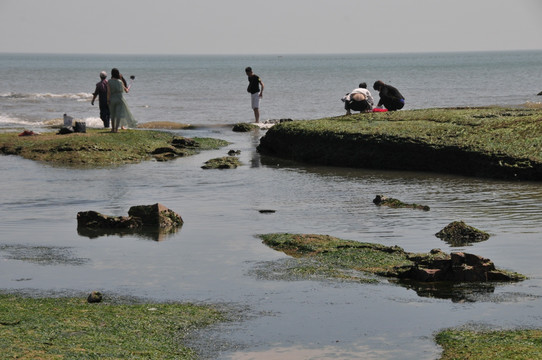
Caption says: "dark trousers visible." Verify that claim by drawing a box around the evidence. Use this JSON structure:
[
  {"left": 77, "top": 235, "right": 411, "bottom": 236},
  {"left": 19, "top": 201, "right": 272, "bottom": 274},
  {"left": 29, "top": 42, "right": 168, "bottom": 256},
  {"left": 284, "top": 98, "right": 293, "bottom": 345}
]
[
  {"left": 382, "top": 98, "right": 405, "bottom": 111},
  {"left": 99, "top": 104, "right": 110, "bottom": 128}
]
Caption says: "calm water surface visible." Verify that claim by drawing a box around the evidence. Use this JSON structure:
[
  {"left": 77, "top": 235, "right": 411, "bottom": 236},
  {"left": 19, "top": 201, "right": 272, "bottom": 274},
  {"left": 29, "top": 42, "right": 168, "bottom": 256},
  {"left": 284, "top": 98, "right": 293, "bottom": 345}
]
[{"left": 1, "top": 126, "right": 542, "bottom": 359}]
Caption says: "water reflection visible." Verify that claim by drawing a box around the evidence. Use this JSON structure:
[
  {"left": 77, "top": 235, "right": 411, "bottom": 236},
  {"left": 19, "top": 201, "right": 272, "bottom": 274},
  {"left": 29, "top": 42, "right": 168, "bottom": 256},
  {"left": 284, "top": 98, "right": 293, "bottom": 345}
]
[
  {"left": 396, "top": 280, "right": 496, "bottom": 303},
  {"left": 76, "top": 225, "right": 181, "bottom": 241}
]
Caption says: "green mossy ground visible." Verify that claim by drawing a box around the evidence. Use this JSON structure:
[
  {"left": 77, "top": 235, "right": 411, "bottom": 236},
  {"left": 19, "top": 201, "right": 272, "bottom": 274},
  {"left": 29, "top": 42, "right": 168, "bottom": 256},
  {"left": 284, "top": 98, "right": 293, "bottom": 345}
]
[
  {"left": 0, "top": 293, "right": 226, "bottom": 359},
  {"left": 0, "top": 129, "right": 228, "bottom": 166}
]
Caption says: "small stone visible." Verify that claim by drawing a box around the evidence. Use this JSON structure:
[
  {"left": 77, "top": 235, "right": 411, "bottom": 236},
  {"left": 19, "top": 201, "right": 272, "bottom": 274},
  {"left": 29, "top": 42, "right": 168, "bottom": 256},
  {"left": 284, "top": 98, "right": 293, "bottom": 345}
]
[{"left": 87, "top": 291, "right": 103, "bottom": 303}]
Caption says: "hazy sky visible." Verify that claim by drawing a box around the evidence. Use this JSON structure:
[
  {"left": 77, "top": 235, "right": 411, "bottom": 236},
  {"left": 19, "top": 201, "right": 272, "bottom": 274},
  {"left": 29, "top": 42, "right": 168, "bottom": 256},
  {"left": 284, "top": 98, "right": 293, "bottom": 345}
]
[{"left": 1, "top": 0, "right": 541, "bottom": 55}]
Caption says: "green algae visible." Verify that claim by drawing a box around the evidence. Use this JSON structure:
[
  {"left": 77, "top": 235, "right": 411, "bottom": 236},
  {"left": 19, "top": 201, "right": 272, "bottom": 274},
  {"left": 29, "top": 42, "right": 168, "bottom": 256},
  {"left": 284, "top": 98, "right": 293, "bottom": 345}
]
[
  {"left": 436, "top": 328, "right": 542, "bottom": 360},
  {"left": 259, "top": 233, "right": 526, "bottom": 283},
  {"left": 373, "top": 195, "right": 430, "bottom": 211}
]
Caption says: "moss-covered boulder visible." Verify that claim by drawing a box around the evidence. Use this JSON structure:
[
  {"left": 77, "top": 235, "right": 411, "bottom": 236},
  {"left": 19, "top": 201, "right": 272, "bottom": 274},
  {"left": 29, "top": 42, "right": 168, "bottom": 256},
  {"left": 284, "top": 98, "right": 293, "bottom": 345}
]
[
  {"left": 201, "top": 156, "right": 241, "bottom": 169},
  {"left": 232, "top": 123, "right": 259, "bottom": 132},
  {"left": 436, "top": 221, "right": 490, "bottom": 246}
]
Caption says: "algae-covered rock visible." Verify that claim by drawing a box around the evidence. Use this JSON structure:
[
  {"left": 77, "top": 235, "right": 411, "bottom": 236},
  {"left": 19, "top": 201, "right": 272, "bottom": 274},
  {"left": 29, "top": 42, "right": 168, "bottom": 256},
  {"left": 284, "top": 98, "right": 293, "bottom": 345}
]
[
  {"left": 436, "top": 221, "right": 490, "bottom": 246},
  {"left": 260, "top": 233, "right": 525, "bottom": 284},
  {"left": 201, "top": 156, "right": 241, "bottom": 169},
  {"left": 232, "top": 123, "right": 259, "bottom": 132},
  {"left": 373, "top": 195, "right": 430, "bottom": 211}
]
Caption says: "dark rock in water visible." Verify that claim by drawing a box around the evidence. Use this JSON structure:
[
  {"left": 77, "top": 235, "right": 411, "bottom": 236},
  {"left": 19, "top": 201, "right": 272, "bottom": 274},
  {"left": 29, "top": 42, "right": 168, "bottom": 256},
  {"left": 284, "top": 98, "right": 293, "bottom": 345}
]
[
  {"left": 537, "top": 91, "right": 542, "bottom": 96},
  {"left": 77, "top": 204, "right": 183, "bottom": 241},
  {"left": 202, "top": 156, "right": 241, "bottom": 169},
  {"left": 228, "top": 149, "right": 241, "bottom": 156},
  {"left": 435, "top": 221, "right": 489, "bottom": 246},
  {"left": 259, "top": 209, "right": 276, "bottom": 214},
  {"left": 373, "top": 195, "right": 430, "bottom": 211},
  {"left": 128, "top": 203, "right": 184, "bottom": 228},
  {"left": 87, "top": 291, "right": 103, "bottom": 303}
]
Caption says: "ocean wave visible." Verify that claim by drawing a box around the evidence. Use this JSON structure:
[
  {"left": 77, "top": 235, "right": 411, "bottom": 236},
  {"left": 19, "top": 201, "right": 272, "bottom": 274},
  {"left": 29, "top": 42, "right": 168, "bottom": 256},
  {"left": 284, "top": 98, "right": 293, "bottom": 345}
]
[
  {"left": 0, "top": 114, "right": 43, "bottom": 126},
  {"left": 0, "top": 92, "right": 92, "bottom": 100}
]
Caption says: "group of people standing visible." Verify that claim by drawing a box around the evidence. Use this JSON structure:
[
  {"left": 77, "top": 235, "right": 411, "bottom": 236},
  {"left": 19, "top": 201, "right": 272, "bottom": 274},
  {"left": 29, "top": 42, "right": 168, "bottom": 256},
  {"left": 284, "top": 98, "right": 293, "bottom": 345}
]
[
  {"left": 91, "top": 68, "right": 136, "bottom": 132},
  {"left": 93, "top": 66, "right": 404, "bottom": 129},
  {"left": 342, "top": 80, "right": 405, "bottom": 115}
]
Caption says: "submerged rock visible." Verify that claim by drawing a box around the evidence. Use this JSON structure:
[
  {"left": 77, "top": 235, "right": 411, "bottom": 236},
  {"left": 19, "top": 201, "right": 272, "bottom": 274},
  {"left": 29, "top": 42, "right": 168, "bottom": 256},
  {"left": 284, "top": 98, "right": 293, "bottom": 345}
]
[
  {"left": 373, "top": 195, "right": 430, "bottom": 211},
  {"left": 435, "top": 221, "right": 490, "bottom": 246}
]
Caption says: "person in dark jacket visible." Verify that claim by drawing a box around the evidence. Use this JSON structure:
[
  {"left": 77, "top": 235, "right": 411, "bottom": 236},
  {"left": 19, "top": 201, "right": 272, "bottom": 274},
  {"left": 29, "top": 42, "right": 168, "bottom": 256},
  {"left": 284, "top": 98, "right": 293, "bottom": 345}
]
[
  {"left": 373, "top": 80, "right": 405, "bottom": 111},
  {"left": 91, "top": 71, "right": 110, "bottom": 128}
]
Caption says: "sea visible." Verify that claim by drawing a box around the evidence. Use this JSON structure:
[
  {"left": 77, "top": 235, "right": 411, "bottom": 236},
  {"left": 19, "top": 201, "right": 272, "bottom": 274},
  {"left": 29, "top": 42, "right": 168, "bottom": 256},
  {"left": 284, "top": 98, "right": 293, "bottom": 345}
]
[
  {"left": 1, "top": 50, "right": 542, "bottom": 129},
  {"left": 1, "top": 51, "right": 542, "bottom": 360}
]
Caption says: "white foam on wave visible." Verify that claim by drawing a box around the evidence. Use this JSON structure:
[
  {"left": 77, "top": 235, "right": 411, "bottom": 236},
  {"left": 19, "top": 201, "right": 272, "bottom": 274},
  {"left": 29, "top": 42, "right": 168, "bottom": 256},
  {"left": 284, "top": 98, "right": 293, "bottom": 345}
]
[
  {"left": 82, "top": 117, "right": 106, "bottom": 128},
  {"left": 0, "top": 92, "right": 92, "bottom": 100},
  {"left": 0, "top": 114, "right": 105, "bottom": 129}
]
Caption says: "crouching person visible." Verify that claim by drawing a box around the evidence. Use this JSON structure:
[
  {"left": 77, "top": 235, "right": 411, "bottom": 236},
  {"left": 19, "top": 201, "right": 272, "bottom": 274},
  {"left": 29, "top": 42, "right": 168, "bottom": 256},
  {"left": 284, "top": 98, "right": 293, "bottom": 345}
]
[{"left": 342, "top": 82, "right": 374, "bottom": 115}]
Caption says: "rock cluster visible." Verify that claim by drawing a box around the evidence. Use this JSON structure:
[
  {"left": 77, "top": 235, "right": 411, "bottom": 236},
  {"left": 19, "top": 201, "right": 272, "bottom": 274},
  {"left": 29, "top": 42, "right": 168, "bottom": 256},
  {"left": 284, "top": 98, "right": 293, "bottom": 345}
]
[
  {"left": 77, "top": 203, "right": 183, "bottom": 239},
  {"left": 394, "top": 249, "right": 523, "bottom": 282}
]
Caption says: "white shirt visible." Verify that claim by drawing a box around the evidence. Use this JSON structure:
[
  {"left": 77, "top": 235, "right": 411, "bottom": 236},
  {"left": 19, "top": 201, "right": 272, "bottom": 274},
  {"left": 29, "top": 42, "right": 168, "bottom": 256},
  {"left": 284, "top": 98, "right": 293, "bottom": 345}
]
[{"left": 348, "top": 88, "right": 374, "bottom": 107}]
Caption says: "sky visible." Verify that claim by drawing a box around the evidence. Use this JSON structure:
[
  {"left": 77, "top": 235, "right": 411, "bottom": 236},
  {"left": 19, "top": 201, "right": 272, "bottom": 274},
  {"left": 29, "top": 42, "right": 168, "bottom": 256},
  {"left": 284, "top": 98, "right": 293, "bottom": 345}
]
[{"left": 1, "top": 0, "right": 541, "bottom": 55}]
